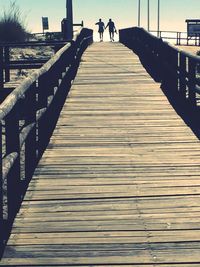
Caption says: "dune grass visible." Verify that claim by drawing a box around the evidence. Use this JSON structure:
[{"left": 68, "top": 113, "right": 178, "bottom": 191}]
[{"left": 0, "top": 1, "right": 29, "bottom": 43}]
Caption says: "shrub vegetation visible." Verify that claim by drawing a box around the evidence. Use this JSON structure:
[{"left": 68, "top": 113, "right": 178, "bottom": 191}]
[{"left": 0, "top": 1, "right": 29, "bottom": 43}]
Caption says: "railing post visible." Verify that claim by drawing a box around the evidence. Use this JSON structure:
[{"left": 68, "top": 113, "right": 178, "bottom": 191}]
[
  {"left": 0, "top": 47, "right": 3, "bottom": 89},
  {"left": 25, "top": 83, "right": 37, "bottom": 185},
  {"left": 4, "top": 47, "right": 10, "bottom": 83},
  {"left": 195, "top": 34, "right": 198, "bottom": 46},
  {"left": 188, "top": 58, "right": 197, "bottom": 107},
  {"left": 5, "top": 105, "right": 21, "bottom": 222},
  {"left": 176, "top": 32, "right": 181, "bottom": 46},
  {"left": 179, "top": 53, "right": 187, "bottom": 101},
  {"left": 37, "top": 75, "right": 49, "bottom": 109},
  {"left": 37, "top": 74, "right": 51, "bottom": 158},
  {"left": 174, "top": 50, "right": 179, "bottom": 94}
]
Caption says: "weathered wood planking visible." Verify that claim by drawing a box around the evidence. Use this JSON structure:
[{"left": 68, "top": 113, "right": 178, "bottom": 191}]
[{"left": 1, "top": 42, "right": 200, "bottom": 266}]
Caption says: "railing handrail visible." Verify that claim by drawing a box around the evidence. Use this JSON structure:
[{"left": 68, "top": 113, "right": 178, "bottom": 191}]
[
  {"left": 150, "top": 29, "right": 187, "bottom": 34},
  {"left": 0, "top": 28, "right": 93, "bottom": 121},
  {"left": 124, "top": 28, "right": 200, "bottom": 46},
  {"left": 0, "top": 42, "right": 71, "bottom": 121},
  {"left": 121, "top": 27, "right": 200, "bottom": 62},
  {"left": 164, "top": 40, "right": 200, "bottom": 61},
  {"left": 119, "top": 26, "right": 200, "bottom": 110},
  {"left": 0, "top": 28, "right": 85, "bottom": 87},
  {"left": 0, "top": 41, "right": 69, "bottom": 47}
]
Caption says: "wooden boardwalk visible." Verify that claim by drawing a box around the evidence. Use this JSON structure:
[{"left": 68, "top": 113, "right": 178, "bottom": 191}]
[{"left": 1, "top": 42, "right": 200, "bottom": 266}]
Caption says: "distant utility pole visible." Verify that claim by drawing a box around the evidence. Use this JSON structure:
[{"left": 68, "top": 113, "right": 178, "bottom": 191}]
[
  {"left": 157, "top": 0, "right": 160, "bottom": 37},
  {"left": 138, "top": 0, "right": 141, "bottom": 27},
  {"left": 66, "top": 0, "right": 73, "bottom": 39},
  {"left": 147, "top": 0, "right": 150, "bottom": 31}
]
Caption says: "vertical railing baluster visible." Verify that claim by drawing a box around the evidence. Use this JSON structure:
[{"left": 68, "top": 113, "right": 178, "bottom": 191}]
[
  {"left": 37, "top": 74, "right": 48, "bottom": 109},
  {"left": 179, "top": 53, "right": 187, "bottom": 101},
  {"left": 0, "top": 47, "right": 3, "bottom": 89},
  {"left": 37, "top": 74, "right": 49, "bottom": 158},
  {"left": 188, "top": 58, "right": 197, "bottom": 107},
  {"left": 5, "top": 105, "right": 21, "bottom": 222},
  {"left": 176, "top": 32, "right": 179, "bottom": 45},
  {"left": 173, "top": 49, "right": 179, "bottom": 95},
  {"left": 4, "top": 47, "right": 10, "bottom": 83},
  {"left": 25, "top": 83, "right": 37, "bottom": 186}
]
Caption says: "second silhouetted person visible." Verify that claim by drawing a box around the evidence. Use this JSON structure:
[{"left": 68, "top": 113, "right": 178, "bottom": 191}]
[{"left": 105, "top": 19, "right": 117, "bottom": 42}]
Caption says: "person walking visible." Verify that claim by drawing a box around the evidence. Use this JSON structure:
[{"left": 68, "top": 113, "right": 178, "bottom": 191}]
[
  {"left": 105, "top": 19, "right": 117, "bottom": 42},
  {"left": 95, "top": 19, "right": 105, "bottom": 42}
]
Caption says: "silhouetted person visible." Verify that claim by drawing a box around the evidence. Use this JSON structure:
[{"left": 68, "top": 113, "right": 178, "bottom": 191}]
[
  {"left": 106, "top": 19, "right": 117, "bottom": 42},
  {"left": 95, "top": 19, "right": 105, "bottom": 42}
]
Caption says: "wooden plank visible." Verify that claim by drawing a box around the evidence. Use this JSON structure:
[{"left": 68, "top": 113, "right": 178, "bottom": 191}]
[{"left": 2, "top": 253, "right": 200, "bottom": 266}]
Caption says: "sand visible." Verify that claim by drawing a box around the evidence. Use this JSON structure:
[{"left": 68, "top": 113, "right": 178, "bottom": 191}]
[{"left": 175, "top": 45, "right": 200, "bottom": 56}]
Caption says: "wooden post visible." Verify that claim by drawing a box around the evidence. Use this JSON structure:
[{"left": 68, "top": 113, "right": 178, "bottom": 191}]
[
  {"left": 147, "top": 0, "right": 150, "bottom": 31},
  {"left": 195, "top": 34, "right": 197, "bottom": 46},
  {"left": 176, "top": 32, "right": 179, "bottom": 45},
  {"left": 188, "top": 58, "right": 197, "bottom": 107},
  {"left": 4, "top": 47, "right": 10, "bottom": 83},
  {"left": 5, "top": 106, "right": 21, "bottom": 222},
  {"left": 174, "top": 50, "right": 179, "bottom": 93},
  {"left": 37, "top": 75, "right": 48, "bottom": 109},
  {"left": 25, "top": 83, "right": 37, "bottom": 184},
  {"left": 178, "top": 32, "right": 181, "bottom": 45},
  {"left": 37, "top": 74, "right": 50, "bottom": 158},
  {"left": 66, "top": 0, "right": 73, "bottom": 40},
  {"left": 157, "top": 0, "right": 160, "bottom": 37},
  {"left": 0, "top": 47, "right": 3, "bottom": 89},
  {"left": 138, "top": 0, "right": 141, "bottom": 27},
  {"left": 179, "top": 53, "right": 187, "bottom": 100}
]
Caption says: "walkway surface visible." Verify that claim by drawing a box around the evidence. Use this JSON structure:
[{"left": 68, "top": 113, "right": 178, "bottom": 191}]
[{"left": 1, "top": 42, "right": 200, "bottom": 266}]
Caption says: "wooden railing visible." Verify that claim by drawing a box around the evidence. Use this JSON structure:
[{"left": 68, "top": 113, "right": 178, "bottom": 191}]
[
  {"left": 119, "top": 27, "right": 200, "bottom": 108},
  {"left": 0, "top": 27, "right": 93, "bottom": 255},
  {"left": 0, "top": 40, "right": 71, "bottom": 88},
  {"left": 149, "top": 30, "right": 200, "bottom": 46}
]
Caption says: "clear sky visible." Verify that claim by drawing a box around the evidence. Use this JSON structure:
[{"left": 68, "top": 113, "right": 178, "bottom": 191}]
[{"left": 0, "top": 0, "right": 200, "bottom": 34}]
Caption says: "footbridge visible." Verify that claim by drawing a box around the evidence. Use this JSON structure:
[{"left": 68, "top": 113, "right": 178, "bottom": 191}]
[{"left": 0, "top": 27, "right": 200, "bottom": 266}]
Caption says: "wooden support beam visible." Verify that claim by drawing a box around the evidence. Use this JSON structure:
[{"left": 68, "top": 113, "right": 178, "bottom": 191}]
[{"left": 66, "top": 0, "right": 73, "bottom": 40}]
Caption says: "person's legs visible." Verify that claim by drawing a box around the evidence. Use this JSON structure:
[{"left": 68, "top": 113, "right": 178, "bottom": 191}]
[
  {"left": 109, "top": 31, "right": 112, "bottom": 41},
  {"left": 111, "top": 31, "right": 114, "bottom": 41},
  {"left": 100, "top": 32, "right": 104, "bottom": 41},
  {"left": 109, "top": 31, "right": 114, "bottom": 41}
]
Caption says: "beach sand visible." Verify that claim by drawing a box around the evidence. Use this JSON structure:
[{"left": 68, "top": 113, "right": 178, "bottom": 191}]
[{"left": 175, "top": 45, "right": 200, "bottom": 56}]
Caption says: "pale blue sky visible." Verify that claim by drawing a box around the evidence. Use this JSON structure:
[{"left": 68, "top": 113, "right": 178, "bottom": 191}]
[{"left": 0, "top": 0, "right": 200, "bottom": 33}]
